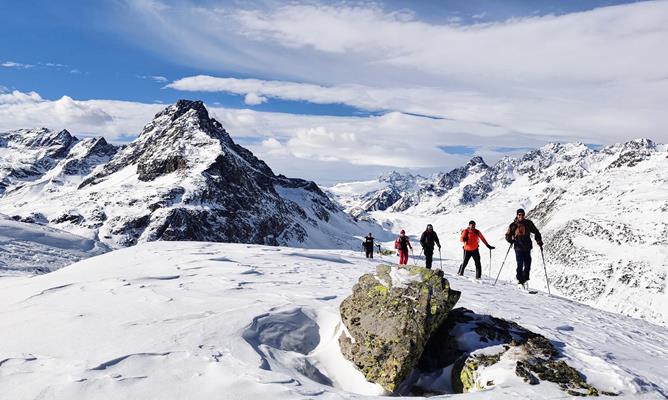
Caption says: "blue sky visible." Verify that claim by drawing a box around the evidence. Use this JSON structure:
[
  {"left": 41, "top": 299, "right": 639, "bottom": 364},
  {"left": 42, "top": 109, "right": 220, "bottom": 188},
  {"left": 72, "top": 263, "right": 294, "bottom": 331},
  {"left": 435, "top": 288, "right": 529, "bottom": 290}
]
[
  {"left": 1, "top": 0, "right": 665, "bottom": 184},
  {"left": 1, "top": 0, "right": 642, "bottom": 107}
]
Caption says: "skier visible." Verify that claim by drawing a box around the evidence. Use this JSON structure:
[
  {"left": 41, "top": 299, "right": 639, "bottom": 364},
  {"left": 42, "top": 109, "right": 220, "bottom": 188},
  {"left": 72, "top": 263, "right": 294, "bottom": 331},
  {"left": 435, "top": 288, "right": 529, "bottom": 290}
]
[
  {"left": 362, "top": 233, "right": 375, "bottom": 259},
  {"left": 458, "top": 220, "right": 495, "bottom": 279},
  {"left": 505, "top": 209, "right": 543, "bottom": 289},
  {"left": 419, "top": 224, "right": 441, "bottom": 269},
  {"left": 394, "top": 230, "right": 412, "bottom": 265}
]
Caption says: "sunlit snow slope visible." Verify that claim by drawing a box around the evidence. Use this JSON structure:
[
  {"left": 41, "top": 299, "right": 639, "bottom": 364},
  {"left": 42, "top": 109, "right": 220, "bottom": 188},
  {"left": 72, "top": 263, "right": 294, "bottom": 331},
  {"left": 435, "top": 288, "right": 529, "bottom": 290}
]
[
  {"left": 0, "top": 214, "right": 109, "bottom": 276},
  {"left": 0, "top": 242, "right": 666, "bottom": 399}
]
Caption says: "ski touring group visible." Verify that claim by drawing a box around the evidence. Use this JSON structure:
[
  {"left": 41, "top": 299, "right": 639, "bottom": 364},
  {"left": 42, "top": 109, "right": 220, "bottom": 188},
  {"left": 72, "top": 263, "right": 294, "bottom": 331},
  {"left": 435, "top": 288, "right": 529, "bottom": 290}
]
[{"left": 361, "top": 208, "right": 548, "bottom": 292}]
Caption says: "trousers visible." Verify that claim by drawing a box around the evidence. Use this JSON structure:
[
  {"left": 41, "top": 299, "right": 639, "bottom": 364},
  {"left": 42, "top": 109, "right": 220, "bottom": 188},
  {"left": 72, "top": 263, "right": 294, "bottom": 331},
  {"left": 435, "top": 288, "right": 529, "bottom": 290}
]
[
  {"left": 398, "top": 249, "right": 409, "bottom": 265},
  {"left": 458, "top": 249, "right": 482, "bottom": 278},
  {"left": 515, "top": 250, "right": 532, "bottom": 283}
]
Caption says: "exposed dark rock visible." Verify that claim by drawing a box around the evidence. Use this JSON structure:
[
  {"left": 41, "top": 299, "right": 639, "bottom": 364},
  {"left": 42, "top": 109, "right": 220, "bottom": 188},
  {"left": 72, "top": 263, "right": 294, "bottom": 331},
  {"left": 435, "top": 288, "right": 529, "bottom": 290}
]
[{"left": 339, "top": 265, "right": 460, "bottom": 392}]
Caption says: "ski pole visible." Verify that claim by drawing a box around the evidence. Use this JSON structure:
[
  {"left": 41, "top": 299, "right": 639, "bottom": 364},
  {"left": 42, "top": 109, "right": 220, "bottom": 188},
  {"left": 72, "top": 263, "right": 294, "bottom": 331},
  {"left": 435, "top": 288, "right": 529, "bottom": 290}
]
[
  {"left": 439, "top": 247, "right": 443, "bottom": 269},
  {"left": 489, "top": 248, "right": 495, "bottom": 278},
  {"left": 540, "top": 246, "right": 551, "bottom": 295},
  {"left": 493, "top": 243, "right": 513, "bottom": 286}
]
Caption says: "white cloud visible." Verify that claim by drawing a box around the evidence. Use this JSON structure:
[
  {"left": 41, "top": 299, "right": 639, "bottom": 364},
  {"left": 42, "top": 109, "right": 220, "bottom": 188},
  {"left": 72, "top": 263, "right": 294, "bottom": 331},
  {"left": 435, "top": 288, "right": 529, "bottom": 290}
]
[
  {"left": 0, "top": 88, "right": 659, "bottom": 184},
  {"left": 0, "top": 90, "right": 43, "bottom": 104},
  {"left": 150, "top": 1, "right": 668, "bottom": 144},
  {"left": 228, "top": 2, "right": 668, "bottom": 84},
  {"left": 0, "top": 90, "right": 163, "bottom": 140},
  {"left": 168, "top": 74, "right": 668, "bottom": 144},
  {"left": 1, "top": 61, "right": 34, "bottom": 69},
  {"left": 244, "top": 92, "right": 267, "bottom": 105},
  {"left": 137, "top": 75, "right": 169, "bottom": 83}
]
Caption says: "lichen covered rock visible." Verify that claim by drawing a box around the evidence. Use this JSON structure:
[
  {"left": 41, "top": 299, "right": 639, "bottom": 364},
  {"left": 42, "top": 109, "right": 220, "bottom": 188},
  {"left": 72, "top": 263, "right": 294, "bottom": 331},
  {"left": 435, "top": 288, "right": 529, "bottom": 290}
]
[
  {"left": 338, "top": 265, "right": 460, "bottom": 392},
  {"left": 436, "top": 309, "right": 602, "bottom": 396}
]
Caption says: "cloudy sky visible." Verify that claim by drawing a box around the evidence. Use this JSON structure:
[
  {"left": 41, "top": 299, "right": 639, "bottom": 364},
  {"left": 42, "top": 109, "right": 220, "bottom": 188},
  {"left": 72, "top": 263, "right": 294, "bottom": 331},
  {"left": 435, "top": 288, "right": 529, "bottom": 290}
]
[{"left": 1, "top": 0, "right": 666, "bottom": 184}]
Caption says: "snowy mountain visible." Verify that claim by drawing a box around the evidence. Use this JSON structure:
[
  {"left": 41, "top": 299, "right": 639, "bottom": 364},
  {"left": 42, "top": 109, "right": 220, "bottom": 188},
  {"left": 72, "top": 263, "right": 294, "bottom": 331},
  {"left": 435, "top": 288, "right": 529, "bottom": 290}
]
[
  {"left": 0, "top": 100, "right": 385, "bottom": 251},
  {"left": 0, "top": 242, "right": 665, "bottom": 399},
  {"left": 0, "top": 214, "right": 109, "bottom": 276},
  {"left": 328, "top": 140, "right": 668, "bottom": 326}
]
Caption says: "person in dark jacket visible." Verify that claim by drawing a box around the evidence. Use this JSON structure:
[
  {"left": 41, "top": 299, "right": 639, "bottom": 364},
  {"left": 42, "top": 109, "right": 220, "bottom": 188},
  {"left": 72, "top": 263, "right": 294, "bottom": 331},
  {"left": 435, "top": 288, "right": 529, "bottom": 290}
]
[
  {"left": 419, "top": 224, "right": 441, "bottom": 269},
  {"left": 458, "top": 220, "right": 495, "bottom": 279},
  {"left": 395, "top": 229, "right": 412, "bottom": 265},
  {"left": 362, "top": 233, "right": 375, "bottom": 258},
  {"left": 505, "top": 208, "right": 543, "bottom": 289}
]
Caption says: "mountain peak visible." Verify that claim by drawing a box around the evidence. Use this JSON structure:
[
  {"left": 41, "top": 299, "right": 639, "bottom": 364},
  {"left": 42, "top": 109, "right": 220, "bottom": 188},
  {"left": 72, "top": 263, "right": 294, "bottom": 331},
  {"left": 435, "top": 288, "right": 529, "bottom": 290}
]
[
  {"left": 466, "top": 156, "right": 487, "bottom": 167},
  {"left": 379, "top": 170, "right": 414, "bottom": 183},
  {"left": 150, "top": 99, "right": 214, "bottom": 128}
]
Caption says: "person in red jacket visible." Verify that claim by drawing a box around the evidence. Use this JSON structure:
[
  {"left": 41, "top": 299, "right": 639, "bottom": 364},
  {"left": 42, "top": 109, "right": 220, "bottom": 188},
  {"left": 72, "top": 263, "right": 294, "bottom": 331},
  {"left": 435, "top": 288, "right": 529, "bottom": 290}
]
[
  {"left": 458, "top": 220, "right": 495, "bottom": 279},
  {"left": 394, "top": 229, "right": 412, "bottom": 265}
]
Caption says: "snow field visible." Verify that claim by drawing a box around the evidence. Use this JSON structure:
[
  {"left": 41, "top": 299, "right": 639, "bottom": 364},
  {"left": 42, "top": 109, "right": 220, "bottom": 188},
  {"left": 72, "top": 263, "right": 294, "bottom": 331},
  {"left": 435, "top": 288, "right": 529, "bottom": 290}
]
[{"left": 0, "top": 242, "right": 666, "bottom": 399}]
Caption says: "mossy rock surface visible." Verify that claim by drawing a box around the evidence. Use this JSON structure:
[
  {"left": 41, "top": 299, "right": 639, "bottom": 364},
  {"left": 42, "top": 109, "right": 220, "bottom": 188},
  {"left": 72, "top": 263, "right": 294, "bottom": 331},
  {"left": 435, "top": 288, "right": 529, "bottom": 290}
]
[
  {"left": 339, "top": 264, "right": 460, "bottom": 392},
  {"left": 450, "top": 330, "right": 601, "bottom": 396}
]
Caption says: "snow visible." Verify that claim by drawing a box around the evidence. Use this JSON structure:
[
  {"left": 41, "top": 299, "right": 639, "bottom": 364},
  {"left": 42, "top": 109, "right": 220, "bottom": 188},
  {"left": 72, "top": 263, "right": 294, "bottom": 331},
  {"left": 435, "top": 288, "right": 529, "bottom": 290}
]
[
  {"left": 388, "top": 266, "right": 423, "bottom": 288},
  {"left": 0, "top": 214, "right": 109, "bottom": 276},
  {"left": 0, "top": 241, "right": 666, "bottom": 399},
  {"left": 330, "top": 141, "right": 668, "bottom": 326}
]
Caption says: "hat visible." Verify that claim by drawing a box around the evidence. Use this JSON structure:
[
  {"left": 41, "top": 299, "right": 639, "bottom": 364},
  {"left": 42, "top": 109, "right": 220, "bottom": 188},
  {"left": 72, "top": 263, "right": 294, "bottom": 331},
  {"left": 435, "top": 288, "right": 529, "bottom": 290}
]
[
  {"left": 400, "top": 229, "right": 405, "bottom": 234},
  {"left": 516, "top": 208, "right": 525, "bottom": 215},
  {"left": 469, "top": 220, "right": 476, "bottom": 225},
  {"left": 426, "top": 224, "right": 433, "bottom": 229}
]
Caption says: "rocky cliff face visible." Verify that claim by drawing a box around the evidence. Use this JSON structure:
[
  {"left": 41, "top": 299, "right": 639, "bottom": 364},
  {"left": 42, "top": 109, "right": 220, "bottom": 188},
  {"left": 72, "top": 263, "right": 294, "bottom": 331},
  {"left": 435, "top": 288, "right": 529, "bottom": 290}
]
[{"left": 0, "top": 100, "right": 384, "bottom": 249}]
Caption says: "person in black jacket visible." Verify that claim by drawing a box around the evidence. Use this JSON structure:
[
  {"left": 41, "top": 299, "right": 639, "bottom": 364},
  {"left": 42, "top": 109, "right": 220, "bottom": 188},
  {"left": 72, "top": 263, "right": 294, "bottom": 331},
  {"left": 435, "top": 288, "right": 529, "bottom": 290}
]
[
  {"left": 362, "top": 233, "right": 375, "bottom": 258},
  {"left": 505, "top": 208, "right": 543, "bottom": 289},
  {"left": 419, "top": 224, "right": 441, "bottom": 269}
]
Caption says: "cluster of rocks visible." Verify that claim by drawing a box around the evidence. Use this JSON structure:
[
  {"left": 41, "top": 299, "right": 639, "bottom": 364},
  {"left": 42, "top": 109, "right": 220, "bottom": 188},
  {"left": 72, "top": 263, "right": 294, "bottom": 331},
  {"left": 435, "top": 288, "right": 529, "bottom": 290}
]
[{"left": 339, "top": 265, "right": 608, "bottom": 396}]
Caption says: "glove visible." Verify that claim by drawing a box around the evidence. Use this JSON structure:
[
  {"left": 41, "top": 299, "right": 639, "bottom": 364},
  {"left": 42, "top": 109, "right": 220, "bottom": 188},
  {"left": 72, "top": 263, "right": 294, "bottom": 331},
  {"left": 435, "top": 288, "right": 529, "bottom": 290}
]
[
  {"left": 487, "top": 245, "right": 495, "bottom": 250},
  {"left": 438, "top": 245, "right": 442, "bottom": 250},
  {"left": 537, "top": 241, "right": 544, "bottom": 248}
]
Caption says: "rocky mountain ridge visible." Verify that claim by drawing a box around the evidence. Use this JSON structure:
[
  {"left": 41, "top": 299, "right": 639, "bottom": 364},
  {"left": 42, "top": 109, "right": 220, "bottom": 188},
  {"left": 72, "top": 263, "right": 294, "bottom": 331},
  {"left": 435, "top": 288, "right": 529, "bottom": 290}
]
[
  {"left": 328, "top": 139, "right": 668, "bottom": 326},
  {"left": 0, "top": 100, "right": 384, "bottom": 253}
]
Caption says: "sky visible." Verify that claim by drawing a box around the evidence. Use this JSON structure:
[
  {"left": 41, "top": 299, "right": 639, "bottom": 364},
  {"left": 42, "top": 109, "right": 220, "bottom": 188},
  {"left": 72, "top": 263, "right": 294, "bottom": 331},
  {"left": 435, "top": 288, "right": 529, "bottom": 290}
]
[{"left": 1, "top": 0, "right": 666, "bottom": 185}]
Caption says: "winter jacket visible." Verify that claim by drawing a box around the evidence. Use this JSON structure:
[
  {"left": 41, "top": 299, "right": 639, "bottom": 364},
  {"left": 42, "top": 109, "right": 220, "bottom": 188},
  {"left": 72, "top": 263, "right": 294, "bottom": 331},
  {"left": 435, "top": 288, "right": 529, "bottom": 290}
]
[
  {"left": 394, "top": 235, "right": 412, "bottom": 251},
  {"left": 420, "top": 230, "right": 441, "bottom": 250},
  {"left": 460, "top": 228, "right": 490, "bottom": 251},
  {"left": 362, "top": 236, "right": 375, "bottom": 250},
  {"left": 505, "top": 218, "right": 543, "bottom": 251}
]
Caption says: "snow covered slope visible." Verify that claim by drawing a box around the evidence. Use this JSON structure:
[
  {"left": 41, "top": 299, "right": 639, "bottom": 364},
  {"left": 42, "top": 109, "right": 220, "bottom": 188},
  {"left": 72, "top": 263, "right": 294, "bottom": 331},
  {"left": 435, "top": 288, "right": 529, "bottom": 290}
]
[
  {"left": 0, "top": 242, "right": 665, "bottom": 399},
  {"left": 328, "top": 140, "right": 668, "bottom": 326},
  {"left": 0, "top": 214, "right": 109, "bottom": 276},
  {"left": 0, "top": 100, "right": 386, "bottom": 250}
]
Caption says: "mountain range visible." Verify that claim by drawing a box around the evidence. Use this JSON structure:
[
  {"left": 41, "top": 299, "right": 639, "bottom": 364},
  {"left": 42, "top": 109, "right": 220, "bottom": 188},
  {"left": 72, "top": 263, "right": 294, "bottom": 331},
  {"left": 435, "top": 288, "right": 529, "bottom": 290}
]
[
  {"left": 328, "top": 139, "right": 668, "bottom": 326},
  {"left": 0, "top": 100, "right": 384, "bottom": 268}
]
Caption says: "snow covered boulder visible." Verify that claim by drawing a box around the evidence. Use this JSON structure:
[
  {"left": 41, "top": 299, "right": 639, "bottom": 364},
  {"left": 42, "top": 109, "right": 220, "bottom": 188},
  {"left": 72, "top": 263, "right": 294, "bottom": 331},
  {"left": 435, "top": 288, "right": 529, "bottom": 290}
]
[
  {"left": 420, "top": 308, "right": 604, "bottom": 396},
  {"left": 338, "top": 265, "right": 461, "bottom": 392}
]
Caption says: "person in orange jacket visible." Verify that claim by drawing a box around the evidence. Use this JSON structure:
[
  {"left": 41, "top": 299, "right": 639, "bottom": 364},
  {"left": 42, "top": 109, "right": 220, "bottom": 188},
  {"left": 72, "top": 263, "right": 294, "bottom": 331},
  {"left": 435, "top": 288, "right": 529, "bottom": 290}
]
[
  {"left": 458, "top": 220, "right": 495, "bottom": 279},
  {"left": 394, "top": 229, "right": 412, "bottom": 265}
]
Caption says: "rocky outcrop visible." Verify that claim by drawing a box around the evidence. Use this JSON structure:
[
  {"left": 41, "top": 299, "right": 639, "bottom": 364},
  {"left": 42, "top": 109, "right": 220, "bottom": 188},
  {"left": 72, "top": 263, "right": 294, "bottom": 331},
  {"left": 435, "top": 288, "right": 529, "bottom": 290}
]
[
  {"left": 419, "top": 308, "right": 606, "bottom": 396},
  {"left": 338, "top": 265, "right": 460, "bottom": 392}
]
